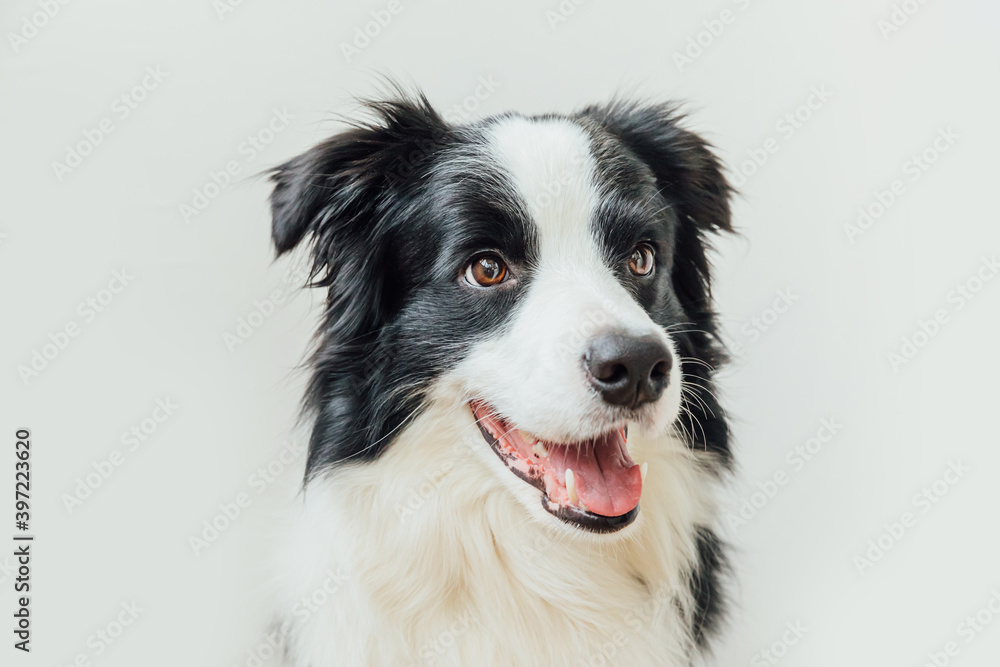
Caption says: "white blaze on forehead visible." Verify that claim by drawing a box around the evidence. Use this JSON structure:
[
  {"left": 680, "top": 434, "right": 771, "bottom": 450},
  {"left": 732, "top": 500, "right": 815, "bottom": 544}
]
[
  {"left": 485, "top": 116, "right": 653, "bottom": 335},
  {"left": 485, "top": 116, "right": 601, "bottom": 261},
  {"left": 456, "top": 116, "right": 682, "bottom": 444}
]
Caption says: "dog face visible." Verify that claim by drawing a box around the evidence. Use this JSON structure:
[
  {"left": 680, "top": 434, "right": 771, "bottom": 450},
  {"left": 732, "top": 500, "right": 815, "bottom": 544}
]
[{"left": 270, "top": 94, "right": 731, "bottom": 533}]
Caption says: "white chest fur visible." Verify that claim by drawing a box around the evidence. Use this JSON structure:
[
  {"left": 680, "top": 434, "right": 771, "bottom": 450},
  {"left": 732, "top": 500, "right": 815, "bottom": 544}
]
[{"left": 276, "top": 396, "right": 720, "bottom": 667}]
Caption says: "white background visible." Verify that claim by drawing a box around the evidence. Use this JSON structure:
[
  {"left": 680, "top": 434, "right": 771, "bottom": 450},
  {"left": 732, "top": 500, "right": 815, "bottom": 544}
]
[{"left": 2, "top": 1, "right": 999, "bottom": 666}]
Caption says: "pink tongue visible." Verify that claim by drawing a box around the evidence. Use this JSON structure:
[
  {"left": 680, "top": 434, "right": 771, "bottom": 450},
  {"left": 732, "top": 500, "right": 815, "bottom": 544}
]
[{"left": 546, "top": 431, "right": 642, "bottom": 517}]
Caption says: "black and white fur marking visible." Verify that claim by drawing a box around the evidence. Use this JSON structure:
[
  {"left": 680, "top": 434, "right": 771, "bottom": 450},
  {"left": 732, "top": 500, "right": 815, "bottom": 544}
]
[{"left": 269, "top": 91, "right": 733, "bottom": 666}]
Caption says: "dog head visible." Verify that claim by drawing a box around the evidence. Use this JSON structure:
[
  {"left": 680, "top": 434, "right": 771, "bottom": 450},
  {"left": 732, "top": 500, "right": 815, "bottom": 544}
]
[{"left": 270, "top": 92, "right": 732, "bottom": 533}]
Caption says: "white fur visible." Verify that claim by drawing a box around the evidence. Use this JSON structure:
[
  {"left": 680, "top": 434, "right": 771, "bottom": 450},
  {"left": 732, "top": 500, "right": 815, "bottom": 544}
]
[{"left": 276, "top": 118, "right": 718, "bottom": 666}]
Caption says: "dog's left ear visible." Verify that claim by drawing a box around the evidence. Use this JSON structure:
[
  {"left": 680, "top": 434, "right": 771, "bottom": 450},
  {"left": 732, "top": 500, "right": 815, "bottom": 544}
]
[
  {"left": 577, "top": 102, "right": 733, "bottom": 333},
  {"left": 577, "top": 101, "right": 732, "bottom": 235}
]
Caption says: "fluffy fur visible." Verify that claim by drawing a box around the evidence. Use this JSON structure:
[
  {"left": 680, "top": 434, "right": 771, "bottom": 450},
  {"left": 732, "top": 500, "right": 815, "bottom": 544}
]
[{"left": 268, "top": 90, "right": 733, "bottom": 667}]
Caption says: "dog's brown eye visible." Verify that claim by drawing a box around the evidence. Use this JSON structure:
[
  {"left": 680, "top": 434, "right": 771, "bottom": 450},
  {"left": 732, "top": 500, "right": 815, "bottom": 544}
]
[
  {"left": 465, "top": 254, "right": 508, "bottom": 287},
  {"left": 628, "top": 244, "right": 655, "bottom": 276}
]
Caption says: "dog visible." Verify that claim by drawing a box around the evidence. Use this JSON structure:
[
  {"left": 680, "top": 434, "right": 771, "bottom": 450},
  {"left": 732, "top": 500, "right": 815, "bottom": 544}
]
[{"left": 268, "top": 90, "right": 733, "bottom": 666}]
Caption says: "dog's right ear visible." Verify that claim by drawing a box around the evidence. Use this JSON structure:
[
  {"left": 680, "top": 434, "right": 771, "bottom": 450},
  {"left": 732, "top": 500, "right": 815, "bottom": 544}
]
[
  {"left": 268, "top": 95, "right": 453, "bottom": 473},
  {"left": 268, "top": 94, "right": 451, "bottom": 281}
]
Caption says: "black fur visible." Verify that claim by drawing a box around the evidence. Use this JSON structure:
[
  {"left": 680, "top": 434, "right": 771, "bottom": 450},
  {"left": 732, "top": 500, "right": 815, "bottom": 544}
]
[{"left": 690, "top": 526, "right": 728, "bottom": 648}]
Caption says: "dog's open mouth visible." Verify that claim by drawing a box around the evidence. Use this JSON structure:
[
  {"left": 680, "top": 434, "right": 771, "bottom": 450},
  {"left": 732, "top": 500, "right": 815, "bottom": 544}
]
[{"left": 470, "top": 401, "right": 644, "bottom": 533}]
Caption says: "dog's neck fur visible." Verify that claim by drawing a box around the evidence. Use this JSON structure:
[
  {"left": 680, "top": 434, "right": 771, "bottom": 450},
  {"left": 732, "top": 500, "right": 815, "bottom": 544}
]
[{"left": 278, "top": 386, "right": 721, "bottom": 667}]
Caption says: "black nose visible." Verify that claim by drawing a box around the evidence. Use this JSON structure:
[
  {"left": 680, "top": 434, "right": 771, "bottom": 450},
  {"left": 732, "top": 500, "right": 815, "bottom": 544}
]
[{"left": 584, "top": 333, "right": 672, "bottom": 408}]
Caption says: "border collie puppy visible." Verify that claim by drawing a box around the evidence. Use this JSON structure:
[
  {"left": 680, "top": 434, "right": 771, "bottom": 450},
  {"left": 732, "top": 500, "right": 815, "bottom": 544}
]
[{"left": 269, "top": 91, "right": 733, "bottom": 667}]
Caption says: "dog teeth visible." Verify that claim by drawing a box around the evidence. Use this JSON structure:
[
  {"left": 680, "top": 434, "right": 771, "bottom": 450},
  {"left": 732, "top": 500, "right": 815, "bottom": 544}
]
[
  {"left": 579, "top": 502, "right": 588, "bottom": 512},
  {"left": 532, "top": 442, "right": 549, "bottom": 458},
  {"left": 640, "top": 462, "right": 648, "bottom": 483},
  {"left": 565, "top": 468, "right": 578, "bottom": 504}
]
